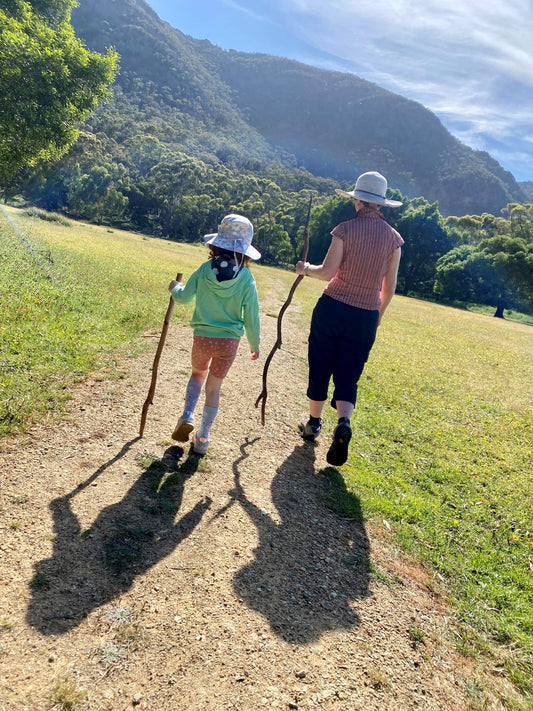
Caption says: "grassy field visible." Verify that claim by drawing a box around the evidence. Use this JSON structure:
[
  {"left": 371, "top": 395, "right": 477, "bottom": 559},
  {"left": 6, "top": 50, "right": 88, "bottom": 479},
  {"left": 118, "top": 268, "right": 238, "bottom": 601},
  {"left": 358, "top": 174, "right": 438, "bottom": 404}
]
[
  {"left": 2, "top": 206, "right": 532, "bottom": 705},
  {"left": 297, "top": 268, "right": 533, "bottom": 703},
  {"left": 0, "top": 205, "right": 207, "bottom": 435}
]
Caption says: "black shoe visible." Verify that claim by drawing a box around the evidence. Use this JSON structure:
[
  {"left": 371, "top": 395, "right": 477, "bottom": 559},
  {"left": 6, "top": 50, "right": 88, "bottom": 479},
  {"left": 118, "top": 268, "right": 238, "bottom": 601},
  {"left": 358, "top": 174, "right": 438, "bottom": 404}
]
[
  {"left": 326, "top": 422, "right": 352, "bottom": 466},
  {"left": 298, "top": 418, "right": 322, "bottom": 441}
]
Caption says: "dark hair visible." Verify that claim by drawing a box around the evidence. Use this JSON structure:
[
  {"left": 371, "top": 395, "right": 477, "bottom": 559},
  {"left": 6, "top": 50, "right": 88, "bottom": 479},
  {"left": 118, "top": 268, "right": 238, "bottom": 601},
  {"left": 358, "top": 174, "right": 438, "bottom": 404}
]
[{"left": 208, "top": 244, "right": 251, "bottom": 267}]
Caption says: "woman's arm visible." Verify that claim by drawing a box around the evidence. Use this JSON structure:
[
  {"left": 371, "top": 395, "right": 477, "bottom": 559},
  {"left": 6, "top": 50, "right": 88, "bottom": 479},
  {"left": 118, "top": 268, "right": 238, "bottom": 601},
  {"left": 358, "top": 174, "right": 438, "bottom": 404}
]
[
  {"left": 378, "top": 247, "right": 401, "bottom": 325},
  {"left": 295, "top": 235, "right": 344, "bottom": 281}
]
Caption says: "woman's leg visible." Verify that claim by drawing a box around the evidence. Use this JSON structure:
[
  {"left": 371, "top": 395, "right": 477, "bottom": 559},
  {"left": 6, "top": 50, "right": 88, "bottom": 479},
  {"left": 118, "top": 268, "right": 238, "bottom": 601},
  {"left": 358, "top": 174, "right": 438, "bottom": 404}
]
[
  {"left": 309, "top": 399, "right": 326, "bottom": 419},
  {"left": 327, "top": 308, "right": 378, "bottom": 465},
  {"left": 300, "top": 296, "right": 336, "bottom": 439},
  {"left": 335, "top": 400, "right": 354, "bottom": 420},
  {"left": 307, "top": 298, "right": 335, "bottom": 405}
]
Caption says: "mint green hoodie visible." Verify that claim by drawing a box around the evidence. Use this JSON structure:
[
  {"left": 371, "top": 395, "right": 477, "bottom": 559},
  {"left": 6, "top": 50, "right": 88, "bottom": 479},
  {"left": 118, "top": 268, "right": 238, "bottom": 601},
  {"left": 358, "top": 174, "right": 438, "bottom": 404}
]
[{"left": 171, "top": 260, "right": 260, "bottom": 352}]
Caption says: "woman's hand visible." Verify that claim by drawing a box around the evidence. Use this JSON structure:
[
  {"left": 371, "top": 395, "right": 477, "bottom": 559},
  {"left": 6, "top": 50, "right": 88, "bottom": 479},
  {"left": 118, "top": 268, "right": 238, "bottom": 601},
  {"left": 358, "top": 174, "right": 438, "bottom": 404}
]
[
  {"left": 251, "top": 351, "right": 259, "bottom": 361},
  {"left": 295, "top": 260, "right": 307, "bottom": 276},
  {"left": 168, "top": 280, "right": 182, "bottom": 292}
]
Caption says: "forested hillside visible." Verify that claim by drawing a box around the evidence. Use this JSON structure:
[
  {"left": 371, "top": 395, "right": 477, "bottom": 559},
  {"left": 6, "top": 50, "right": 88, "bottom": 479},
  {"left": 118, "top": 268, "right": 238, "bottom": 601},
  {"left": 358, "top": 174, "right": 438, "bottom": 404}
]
[
  {"left": 520, "top": 181, "right": 533, "bottom": 201},
  {"left": 65, "top": 0, "right": 524, "bottom": 217}
]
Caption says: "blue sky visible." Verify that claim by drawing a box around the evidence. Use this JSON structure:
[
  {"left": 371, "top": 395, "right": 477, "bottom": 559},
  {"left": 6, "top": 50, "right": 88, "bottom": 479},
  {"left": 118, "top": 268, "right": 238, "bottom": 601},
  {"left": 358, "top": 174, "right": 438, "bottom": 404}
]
[{"left": 147, "top": 0, "right": 533, "bottom": 182}]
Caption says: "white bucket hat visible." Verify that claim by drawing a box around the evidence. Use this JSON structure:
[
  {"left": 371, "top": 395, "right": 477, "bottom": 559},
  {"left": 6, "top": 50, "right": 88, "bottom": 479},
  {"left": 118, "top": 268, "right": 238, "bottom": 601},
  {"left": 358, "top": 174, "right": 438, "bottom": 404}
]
[
  {"left": 335, "top": 171, "right": 403, "bottom": 207},
  {"left": 204, "top": 214, "right": 261, "bottom": 260}
]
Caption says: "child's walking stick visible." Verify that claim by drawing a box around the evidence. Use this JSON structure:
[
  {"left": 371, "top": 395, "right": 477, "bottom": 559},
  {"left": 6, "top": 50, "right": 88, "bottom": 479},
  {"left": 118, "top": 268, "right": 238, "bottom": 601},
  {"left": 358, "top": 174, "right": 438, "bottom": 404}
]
[{"left": 139, "top": 272, "right": 182, "bottom": 437}]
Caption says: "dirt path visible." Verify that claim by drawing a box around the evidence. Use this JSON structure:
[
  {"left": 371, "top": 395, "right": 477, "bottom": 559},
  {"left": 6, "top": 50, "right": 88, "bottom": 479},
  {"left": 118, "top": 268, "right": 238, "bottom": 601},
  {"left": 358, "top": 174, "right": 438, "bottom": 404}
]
[{"left": 0, "top": 296, "right": 506, "bottom": 710}]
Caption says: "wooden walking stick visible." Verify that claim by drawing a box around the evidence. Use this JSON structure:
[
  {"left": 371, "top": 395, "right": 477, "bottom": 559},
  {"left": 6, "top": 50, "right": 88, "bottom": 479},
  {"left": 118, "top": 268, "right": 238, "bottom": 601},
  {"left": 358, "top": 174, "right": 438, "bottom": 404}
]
[
  {"left": 139, "top": 272, "right": 182, "bottom": 437},
  {"left": 255, "top": 197, "right": 312, "bottom": 425}
]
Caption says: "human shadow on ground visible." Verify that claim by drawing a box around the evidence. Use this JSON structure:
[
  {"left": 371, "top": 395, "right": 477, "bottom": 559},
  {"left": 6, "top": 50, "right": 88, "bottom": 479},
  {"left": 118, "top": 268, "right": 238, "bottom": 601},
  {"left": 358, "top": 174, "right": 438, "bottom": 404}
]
[
  {"left": 227, "top": 439, "right": 370, "bottom": 644},
  {"left": 26, "top": 441, "right": 211, "bottom": 635}
]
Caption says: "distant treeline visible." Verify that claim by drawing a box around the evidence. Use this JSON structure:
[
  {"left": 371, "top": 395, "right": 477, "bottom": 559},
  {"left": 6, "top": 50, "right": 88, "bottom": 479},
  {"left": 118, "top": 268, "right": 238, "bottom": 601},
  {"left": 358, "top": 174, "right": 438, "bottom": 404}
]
[
  {"left": 3, "top": 0, "right": 531, "bottom": 319},
  {"left": 10, "top": 133, "right": 533, "bottom": 318},
  {"left": 68, "top": 0, "right": 526, "bottom": 217}
]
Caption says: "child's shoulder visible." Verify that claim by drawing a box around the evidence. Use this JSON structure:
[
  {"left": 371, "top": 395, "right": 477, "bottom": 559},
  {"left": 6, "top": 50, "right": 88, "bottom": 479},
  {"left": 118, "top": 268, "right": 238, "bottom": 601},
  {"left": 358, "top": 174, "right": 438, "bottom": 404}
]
[
  {"left": 241, "top": 266, "right": 256, "bottom": 283},
  {"left": 196, "top": 259, "right": 214, "bottom": 273}
]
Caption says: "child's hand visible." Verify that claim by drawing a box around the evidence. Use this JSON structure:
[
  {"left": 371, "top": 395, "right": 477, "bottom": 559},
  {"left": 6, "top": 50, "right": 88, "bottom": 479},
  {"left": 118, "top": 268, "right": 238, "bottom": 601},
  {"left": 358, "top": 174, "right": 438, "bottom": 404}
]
[
  {"left": 251, "top": 351, "right": 259, "bottom": 361},
  {"left": 168, "top": 280, "right": 182, "bottom": 292}
]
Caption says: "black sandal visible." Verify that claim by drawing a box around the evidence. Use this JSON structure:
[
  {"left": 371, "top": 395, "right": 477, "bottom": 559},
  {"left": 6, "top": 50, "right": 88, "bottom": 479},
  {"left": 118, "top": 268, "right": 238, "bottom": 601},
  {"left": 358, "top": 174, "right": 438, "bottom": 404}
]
[{"left": 326, "top": 422, "right": 352, "bottom": 466}]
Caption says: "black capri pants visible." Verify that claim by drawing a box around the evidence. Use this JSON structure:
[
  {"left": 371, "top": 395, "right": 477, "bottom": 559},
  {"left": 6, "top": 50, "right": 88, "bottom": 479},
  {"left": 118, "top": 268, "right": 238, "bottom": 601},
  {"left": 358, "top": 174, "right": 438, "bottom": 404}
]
[{"left": 307, "top": 294, "right": 379, "bottom": 406}]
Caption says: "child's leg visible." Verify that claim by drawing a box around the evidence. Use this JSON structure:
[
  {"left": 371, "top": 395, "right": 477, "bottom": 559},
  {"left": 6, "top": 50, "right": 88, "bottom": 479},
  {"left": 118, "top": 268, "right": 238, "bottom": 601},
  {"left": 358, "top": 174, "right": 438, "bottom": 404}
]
[
  {"left": 192, "top": 338, "right": 239, "bottom": 450},
  {"left": 181, "top": 370, "right": 205, "bottom": 420},
  {"left": 204, "top": 371, "right": 224, "bottom": 408},
  {"left": 196, "top": 372, "right": 223, "bottom": 441},
  {"left": 172, "top": 373, "right": 203, "bottom": 441},
  {"left": 172, "top": 339, "right": 209, "bottom": 442},
  {"left": 182, "top": 337, "right": 213, "bottom": 418}
]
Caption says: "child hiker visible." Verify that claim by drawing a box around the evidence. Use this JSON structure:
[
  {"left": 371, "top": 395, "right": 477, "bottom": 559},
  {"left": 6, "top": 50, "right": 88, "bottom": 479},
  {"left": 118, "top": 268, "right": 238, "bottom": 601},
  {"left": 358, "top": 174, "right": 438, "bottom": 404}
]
[{"left": 168, "top": 214, "right": 261, "bottom": 455}]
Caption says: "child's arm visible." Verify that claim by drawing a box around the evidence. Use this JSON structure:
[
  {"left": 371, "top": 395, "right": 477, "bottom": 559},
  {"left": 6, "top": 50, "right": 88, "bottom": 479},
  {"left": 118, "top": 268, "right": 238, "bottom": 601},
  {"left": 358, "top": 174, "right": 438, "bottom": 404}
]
[
  {"left": 243, "top": 283, "right": 260, "bottom": 356},
  {"left": 168, "top": 268, "right": 200, "bottom": 304}
]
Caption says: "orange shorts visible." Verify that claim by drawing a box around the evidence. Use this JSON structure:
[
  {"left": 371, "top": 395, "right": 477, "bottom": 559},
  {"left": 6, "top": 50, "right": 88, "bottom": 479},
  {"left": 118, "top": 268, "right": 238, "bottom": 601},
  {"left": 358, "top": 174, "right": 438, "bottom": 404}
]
[{"left": 191, "top": 336, "right": 240, "bottom": 379}]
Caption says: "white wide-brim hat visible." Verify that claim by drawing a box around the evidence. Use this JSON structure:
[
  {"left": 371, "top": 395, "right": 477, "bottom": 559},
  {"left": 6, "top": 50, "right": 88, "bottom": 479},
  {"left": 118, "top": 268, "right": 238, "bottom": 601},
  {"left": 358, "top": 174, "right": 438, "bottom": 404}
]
[
  {"left": 204, "top": 213, "right": 261, "bottom": 260},
  {"left": 335, "top": 171, "right": 403, "bottom": 207}
]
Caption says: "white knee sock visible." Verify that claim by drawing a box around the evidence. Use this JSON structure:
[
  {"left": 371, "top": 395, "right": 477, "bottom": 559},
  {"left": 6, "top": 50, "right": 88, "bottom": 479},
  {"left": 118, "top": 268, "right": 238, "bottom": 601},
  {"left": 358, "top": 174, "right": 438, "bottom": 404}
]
[{"left": 197, "top": 405, "right": 218, "bottom": 441}]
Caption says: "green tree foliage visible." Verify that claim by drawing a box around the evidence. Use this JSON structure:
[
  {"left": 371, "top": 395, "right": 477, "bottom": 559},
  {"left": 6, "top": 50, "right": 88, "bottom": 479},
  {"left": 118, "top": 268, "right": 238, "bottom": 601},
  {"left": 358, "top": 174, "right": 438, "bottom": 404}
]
[
  {"left": 254, "top": 218, "right": 293, "bottom": 265},
  {"left": 436, "top": 205, "right": 533, "bottom": 315},
  {"left": 68, "top": 163, "right": 128, "bottom": 224},
  {"left": 444, "top": 212, "right": 509, "bottom": 244},
  {"left": 306, "top": 197, "right": 355, "bottom": 263},
  {"left": 0, "top": 0, "right": 117, "bottom": 188},
  {"left": 389, "top": 199, "right": 458, "bottom": 297}
]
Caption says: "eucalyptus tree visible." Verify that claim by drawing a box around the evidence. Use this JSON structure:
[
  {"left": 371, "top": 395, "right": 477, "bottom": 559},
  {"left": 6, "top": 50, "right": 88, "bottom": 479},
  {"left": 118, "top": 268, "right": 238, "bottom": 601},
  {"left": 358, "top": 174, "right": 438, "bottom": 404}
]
[{"left": 0, "top": 0, "right": 117, "bottom": 189}]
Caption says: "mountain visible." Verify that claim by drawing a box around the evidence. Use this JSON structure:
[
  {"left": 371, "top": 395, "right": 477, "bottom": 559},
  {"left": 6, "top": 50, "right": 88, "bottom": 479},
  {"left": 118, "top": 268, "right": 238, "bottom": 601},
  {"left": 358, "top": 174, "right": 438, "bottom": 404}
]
[
  {"left": 70, "top": 0, "right": 525, "bottom": 216},
  {"left": 520, "top": 182, "right": 533, "bottom": 201}
]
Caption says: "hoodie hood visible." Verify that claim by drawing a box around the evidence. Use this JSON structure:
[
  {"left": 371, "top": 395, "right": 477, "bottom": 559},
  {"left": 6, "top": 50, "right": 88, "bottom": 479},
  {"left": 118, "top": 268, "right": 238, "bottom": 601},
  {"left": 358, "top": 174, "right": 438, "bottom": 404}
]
[{"left": 204, "top": 259, "right": 250, "bottom": 293}]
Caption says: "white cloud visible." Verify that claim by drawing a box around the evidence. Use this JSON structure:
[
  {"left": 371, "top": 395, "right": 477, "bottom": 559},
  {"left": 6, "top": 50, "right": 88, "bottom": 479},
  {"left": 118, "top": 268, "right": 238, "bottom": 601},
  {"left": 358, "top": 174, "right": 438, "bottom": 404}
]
[
  {"left": 151, "top": 0, "right": 533, "bottom": 178},
  {"left": 220, "top": 0, "right": 276, "bottom": 25},
  {"left": 266, "top": 0, "right": 533, "bottom": 176}
]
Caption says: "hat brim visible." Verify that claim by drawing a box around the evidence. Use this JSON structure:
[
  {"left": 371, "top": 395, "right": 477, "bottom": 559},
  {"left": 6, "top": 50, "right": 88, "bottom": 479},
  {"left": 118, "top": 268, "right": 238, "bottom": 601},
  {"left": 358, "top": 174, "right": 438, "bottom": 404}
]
[
  {"left": 204, "top": 233, "right": 261, "bottom": 260},
  {"left": 335, "top": 188, "right": 402, "bottom": 208}
]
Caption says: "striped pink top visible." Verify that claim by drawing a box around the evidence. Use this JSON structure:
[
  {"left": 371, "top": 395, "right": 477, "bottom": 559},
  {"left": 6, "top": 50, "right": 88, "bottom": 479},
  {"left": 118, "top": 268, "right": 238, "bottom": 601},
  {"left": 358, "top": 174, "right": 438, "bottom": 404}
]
[{"left": 323, "top": 208, "right": 404, "bottom": 311}]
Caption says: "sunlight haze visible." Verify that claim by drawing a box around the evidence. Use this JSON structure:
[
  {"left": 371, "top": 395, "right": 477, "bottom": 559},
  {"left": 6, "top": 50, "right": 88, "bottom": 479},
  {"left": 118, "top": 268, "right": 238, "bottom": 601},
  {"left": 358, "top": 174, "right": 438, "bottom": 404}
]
[{"left": 147, "top": 0, "right": 533, "bottom": 182}]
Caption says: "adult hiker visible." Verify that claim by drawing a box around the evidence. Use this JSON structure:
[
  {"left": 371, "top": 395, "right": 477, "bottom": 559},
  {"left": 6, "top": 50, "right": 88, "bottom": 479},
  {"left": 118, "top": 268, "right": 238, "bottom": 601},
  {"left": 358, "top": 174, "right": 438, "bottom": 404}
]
[
  {"left": 295, "top": 171, "right": 404, "bottom": 466},
  {"left": 169, "top": 214, "right": 261, "bottom": 455}
]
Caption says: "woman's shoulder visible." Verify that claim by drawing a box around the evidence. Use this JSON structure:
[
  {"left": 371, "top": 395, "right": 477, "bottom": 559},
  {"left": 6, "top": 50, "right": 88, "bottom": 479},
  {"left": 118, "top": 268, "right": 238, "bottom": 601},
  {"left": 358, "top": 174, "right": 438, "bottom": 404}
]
[{"left": 331, "top": 217, "right": 357, "bottom": 237}]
